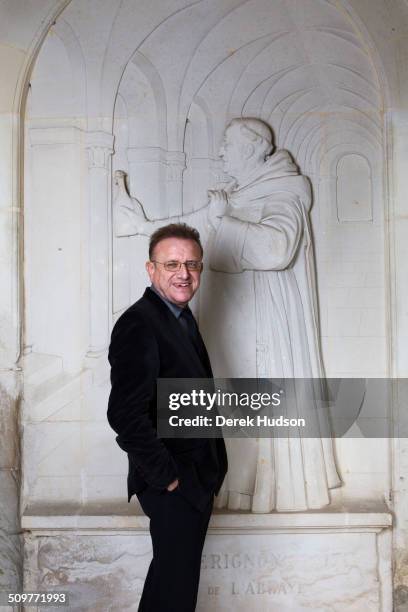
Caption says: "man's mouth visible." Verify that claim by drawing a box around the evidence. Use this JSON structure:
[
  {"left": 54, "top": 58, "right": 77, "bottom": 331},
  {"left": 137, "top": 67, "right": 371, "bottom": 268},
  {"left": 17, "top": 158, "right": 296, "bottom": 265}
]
[{"left": 174, "top": 283, "right": 190, "bottom": 288}]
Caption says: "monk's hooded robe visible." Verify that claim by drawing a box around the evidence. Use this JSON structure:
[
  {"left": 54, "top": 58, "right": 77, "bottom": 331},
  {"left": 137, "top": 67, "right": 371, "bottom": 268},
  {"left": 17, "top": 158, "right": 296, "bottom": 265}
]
[{"left": 199, "top": 149, "right": 341, "bottom": 512}]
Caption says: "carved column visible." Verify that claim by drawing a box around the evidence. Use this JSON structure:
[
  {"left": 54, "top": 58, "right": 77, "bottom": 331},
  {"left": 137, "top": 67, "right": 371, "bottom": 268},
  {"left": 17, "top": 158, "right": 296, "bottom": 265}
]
[
  {"left": 85, "top": 131, "right": 114, "bottom": 357},
  {"left": 166, "top": 151, "right": 186, "bottom": 216}
]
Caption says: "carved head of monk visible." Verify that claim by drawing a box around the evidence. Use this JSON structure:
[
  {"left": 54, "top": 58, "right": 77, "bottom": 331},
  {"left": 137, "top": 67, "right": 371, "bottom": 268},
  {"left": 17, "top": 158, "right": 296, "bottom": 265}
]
[{"left": 218, "top": 117, "right": 274, "bottom": 181}]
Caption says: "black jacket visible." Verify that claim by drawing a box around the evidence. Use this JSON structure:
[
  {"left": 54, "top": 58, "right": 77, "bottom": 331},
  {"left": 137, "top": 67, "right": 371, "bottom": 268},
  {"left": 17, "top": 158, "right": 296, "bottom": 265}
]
[{"left": 107, "top": 287, "right": 227, "bottom": 512}]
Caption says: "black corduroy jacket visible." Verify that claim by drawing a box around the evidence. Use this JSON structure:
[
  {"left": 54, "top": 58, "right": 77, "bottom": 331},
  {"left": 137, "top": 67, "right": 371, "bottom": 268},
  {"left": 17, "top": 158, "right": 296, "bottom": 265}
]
[{"left": 107, "top": 287, "right": 227, "bottom": 512}]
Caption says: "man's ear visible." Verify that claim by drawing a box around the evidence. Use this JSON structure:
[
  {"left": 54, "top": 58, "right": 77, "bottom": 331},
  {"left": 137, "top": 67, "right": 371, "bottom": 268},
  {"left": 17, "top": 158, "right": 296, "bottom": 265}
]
[
  {"left": 145, "top": 260, "right": 154, "bottom": 280},
  {"left": 243, "top": 143, "right": 254, "bottom": 159}
]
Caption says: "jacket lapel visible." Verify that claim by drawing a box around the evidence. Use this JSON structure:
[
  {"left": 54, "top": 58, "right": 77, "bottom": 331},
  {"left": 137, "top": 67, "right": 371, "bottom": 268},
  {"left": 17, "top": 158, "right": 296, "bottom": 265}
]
[{"left": 143, "top": 288, "right": 209, "bottom": 377}]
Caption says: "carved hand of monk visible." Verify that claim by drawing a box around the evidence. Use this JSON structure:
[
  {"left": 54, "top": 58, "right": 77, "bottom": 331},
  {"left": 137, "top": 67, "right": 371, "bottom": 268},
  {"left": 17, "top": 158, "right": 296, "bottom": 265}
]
[
  {"left": 207, "top": 189, "right": 228, "bottom": 229},
  {"left": 114, "top": 169, "right": 148, "bottom": 236}
]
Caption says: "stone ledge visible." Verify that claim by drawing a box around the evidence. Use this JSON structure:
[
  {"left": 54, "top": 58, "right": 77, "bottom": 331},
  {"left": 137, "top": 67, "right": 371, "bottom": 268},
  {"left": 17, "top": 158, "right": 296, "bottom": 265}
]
[{"left": 21, "top": 501, "right": 392, "bottom": 535}]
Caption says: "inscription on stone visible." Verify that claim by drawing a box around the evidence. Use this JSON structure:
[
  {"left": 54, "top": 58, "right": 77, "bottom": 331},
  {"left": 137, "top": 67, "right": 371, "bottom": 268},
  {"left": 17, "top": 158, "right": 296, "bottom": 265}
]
[{"left": 197, "top": 534, "right": 380, "bottom": 611}]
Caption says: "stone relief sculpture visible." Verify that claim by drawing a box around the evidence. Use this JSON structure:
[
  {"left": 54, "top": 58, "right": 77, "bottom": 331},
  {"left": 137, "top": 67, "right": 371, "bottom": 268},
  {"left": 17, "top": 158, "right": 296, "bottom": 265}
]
[
  {"left": 113, "top": 117, "right": 341, "bottom": 512},
  {"left": 113, "top": 170, "right": 146, "bottom": 237}
]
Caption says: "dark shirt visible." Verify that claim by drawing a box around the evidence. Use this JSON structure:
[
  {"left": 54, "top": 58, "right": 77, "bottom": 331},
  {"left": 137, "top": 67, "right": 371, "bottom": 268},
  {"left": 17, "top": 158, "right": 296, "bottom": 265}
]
[{"left": 150, "top": 284, "right": 184, "bottom": 319}]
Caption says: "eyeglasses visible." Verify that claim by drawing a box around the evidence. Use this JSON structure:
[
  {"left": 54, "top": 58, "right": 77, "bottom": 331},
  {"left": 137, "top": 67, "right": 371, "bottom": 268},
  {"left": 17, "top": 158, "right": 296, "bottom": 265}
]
[{"left": 151, "top": 260, "right": 203, "bottom": 272}]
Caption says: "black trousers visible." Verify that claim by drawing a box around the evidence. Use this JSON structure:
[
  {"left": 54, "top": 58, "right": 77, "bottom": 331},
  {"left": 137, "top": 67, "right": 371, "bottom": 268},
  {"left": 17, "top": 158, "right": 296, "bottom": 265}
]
[{"left": 137, "top": 486, "right": 213, "bottom": 612}]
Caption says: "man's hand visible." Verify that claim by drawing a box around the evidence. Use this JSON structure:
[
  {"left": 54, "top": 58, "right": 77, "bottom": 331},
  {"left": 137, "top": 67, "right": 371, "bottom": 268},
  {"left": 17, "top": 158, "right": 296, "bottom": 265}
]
[
  {"left": 167, "top": 478, "right": 179, "bottom": 491},
  {"left": 208, "top": 189, "right": 228, "bottom": 229}
]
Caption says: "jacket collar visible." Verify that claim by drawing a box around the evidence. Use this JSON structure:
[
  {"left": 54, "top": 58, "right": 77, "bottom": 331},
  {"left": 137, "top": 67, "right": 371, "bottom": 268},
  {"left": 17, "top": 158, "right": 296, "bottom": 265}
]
[
  {"left": 143, "top": 287, "right": 210, "bottom": 376},
  {"left": 149, "top": 284, "right": 184, "bottom": 319}
]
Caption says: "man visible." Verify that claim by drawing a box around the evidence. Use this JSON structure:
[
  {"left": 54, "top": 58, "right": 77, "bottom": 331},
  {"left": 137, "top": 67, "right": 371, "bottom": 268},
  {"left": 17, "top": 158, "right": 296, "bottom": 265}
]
[{"left": 107, "top": 222, "right": 227, "bottom": 612}]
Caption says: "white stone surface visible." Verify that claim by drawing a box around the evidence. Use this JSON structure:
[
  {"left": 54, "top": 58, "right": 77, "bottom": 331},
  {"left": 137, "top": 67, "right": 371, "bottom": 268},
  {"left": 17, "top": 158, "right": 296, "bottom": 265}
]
[
  {"left": 1, "top": 0, "right": 408, "bottom": 607},
  {"left": 22, "top": 508, "right": 392, "bottom": 611},
  {"left": 199, "top": 532, "right": 382, "bottom": 611},
  {"left": 17, "top": 0, "right": 395, "bottom": 533},
  {"left": 0, "top": 472, "right": 22, "bottom": 596},
  {"left": 0, "top": 373, "right": 22, "bottom": 597},
  {"left": 21, "top": 502, "right": 392, "bottom": 531},
  {"left": 25, "top": 125, "right": 88, "bottom": 372},
  {"left": 0, "top": 1, "right": 73, "bottom": 602}
]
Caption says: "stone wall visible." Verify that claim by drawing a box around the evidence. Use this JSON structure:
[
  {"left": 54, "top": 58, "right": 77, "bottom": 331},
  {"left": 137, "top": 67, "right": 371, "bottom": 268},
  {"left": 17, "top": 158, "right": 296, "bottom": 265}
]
[{"left": 1, "top": 1, "right": 408, "bottom": 609}]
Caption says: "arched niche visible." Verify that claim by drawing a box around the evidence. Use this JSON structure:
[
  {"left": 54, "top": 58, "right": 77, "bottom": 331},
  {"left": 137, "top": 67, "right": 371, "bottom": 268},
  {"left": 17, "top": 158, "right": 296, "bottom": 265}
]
[
  {"left": 336, "top": 153, "right": 373, "bottom": 223},
  {"left": 20, "top": 0, "right": 394, "bottom": 514},
  {"left": 8, "top": 1, "right": 406, "bottom": 596},
  {"left": 315, "top": 134, "right": 385, "bottom": 372},
  {"left": 104, "top": 0, "right": 389, "bottom": 383},
  {"left": 28, "top": 19, "right": 86, "bottom": 120}
]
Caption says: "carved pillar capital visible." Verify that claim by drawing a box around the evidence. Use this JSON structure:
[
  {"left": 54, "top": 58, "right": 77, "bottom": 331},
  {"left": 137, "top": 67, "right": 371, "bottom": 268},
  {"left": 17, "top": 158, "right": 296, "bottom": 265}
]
[
  {"left": 166, "top": 151, "right": 186, "bottom": 182},
  {"left": 166, "top": 151, "right": 186, "bottom": 216},
  {"left": 85, "top": 131, "right": 114, "bottom": 169}
]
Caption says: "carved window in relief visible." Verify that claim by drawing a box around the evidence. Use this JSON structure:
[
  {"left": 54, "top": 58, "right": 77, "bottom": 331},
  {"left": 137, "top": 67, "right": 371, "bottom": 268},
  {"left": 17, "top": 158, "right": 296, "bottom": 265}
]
[{"left": 336, "top": 154, "right": 372, "bottom": 222}]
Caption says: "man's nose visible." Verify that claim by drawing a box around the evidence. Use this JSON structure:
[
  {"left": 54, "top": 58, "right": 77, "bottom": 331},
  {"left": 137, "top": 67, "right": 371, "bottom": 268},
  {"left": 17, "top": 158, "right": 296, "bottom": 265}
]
[{"left": 177, "top": 263, "right": 190, "bottom": 278}]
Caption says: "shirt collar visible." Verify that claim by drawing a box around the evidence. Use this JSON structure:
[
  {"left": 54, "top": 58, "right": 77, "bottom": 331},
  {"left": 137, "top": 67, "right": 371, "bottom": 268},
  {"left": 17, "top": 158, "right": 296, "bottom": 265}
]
[{"left": 150, "top": 284, "right": 185, "bottom": 319}]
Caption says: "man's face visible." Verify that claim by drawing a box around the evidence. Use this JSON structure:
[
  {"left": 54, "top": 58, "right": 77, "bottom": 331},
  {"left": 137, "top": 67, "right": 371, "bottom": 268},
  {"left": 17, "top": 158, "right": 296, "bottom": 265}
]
[
  {"left": 218, "top": 124, "right": 246, "bottom": 178},
  {"left": 146, "top": 238, "right": 202, "bottom": 307}
]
